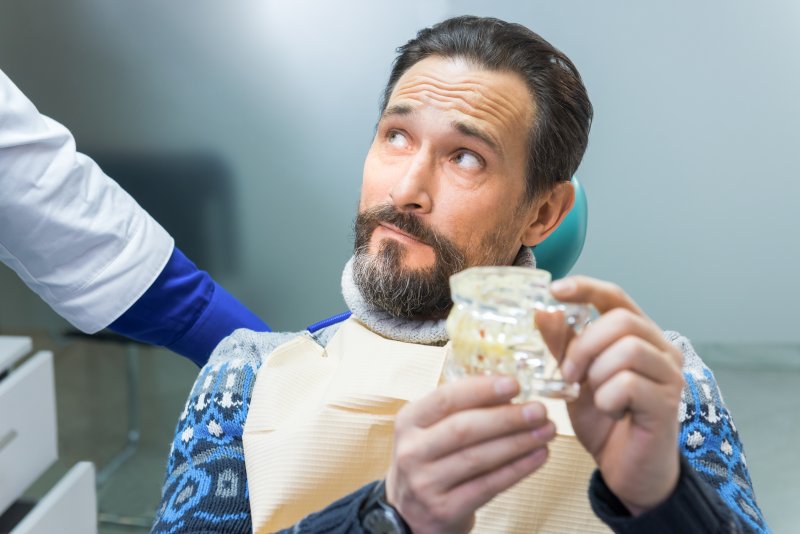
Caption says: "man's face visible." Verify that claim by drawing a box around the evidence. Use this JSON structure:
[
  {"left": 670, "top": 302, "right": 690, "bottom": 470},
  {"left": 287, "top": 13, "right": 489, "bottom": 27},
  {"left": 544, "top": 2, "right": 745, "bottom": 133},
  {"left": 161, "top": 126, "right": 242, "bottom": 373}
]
[{"left": 354, "top": 55, "right": 538, "bottom": 318}]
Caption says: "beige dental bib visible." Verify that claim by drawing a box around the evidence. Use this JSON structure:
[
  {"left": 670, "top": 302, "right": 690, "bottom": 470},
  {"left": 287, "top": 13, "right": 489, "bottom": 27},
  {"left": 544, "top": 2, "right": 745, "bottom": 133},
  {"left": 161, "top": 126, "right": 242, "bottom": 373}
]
[{"left": 243, "top": 318, "right": 609, "bottom": 533}]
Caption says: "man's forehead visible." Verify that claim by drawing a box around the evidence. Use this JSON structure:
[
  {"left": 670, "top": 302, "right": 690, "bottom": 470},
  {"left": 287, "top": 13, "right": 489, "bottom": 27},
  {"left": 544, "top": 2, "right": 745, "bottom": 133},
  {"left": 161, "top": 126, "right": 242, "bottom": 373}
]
[{"left": 383, "top": 56, "right": 533, "bottom": 150}]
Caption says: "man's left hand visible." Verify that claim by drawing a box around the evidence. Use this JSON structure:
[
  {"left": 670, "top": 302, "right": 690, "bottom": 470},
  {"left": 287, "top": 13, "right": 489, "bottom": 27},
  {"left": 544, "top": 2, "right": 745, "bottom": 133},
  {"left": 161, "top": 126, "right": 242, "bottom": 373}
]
[{"left": 550, "top": 276, "right": 685, "bottom": 515}]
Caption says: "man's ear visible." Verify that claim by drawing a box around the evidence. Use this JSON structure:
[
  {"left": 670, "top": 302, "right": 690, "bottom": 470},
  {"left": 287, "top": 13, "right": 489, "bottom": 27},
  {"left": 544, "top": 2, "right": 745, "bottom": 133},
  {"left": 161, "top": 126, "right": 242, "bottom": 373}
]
[{"left": 520, "top": 181, "right": 575, "bottom": 247}]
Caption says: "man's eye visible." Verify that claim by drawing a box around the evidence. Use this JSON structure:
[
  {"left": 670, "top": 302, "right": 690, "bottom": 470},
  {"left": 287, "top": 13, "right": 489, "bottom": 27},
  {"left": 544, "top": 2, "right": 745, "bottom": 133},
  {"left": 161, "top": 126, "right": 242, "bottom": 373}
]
[
  {"left": 453, "top": 150, "right": 483, "bottom": 170},
  {"left": 387, "top": 130, "right": 409, "bottom": 148}
]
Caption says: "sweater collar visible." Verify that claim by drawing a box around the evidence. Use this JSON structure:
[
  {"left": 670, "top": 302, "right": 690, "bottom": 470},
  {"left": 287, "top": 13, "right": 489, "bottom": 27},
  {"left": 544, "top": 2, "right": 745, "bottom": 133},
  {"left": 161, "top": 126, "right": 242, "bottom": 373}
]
[{"left": 341, "top": 247, "right": 536, "bottom": 345}]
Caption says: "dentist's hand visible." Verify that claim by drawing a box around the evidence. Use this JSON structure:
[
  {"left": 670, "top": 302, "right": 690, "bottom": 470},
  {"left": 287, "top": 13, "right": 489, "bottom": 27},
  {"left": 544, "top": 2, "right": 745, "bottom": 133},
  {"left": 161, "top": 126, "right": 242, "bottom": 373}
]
[
  {"left": 551, "top": 276, "right": 684, "bottom": 515},
  {"left": 386, "top": 375, "right": 555, "bottom": 534}
]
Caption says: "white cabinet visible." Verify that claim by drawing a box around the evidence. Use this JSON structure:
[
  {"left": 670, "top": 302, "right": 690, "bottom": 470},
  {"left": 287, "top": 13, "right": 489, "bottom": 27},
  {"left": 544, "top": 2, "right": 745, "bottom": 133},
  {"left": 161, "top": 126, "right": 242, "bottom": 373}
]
[
  {"left": 10, "top": 462, "right": 96, "bottom": 534},
  {"left": 0, "top": 337, "right": 97, "bottom": 533},
  {"left": 0, "top": 351, "right": 58, "bottom": 516}
]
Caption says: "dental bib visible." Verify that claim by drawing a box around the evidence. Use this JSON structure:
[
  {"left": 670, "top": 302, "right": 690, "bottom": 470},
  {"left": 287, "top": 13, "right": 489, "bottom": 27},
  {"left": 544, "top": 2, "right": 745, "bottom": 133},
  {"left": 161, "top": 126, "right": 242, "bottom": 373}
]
[{"left": 243, "top": 317, "right": 609, "bottom": 533}]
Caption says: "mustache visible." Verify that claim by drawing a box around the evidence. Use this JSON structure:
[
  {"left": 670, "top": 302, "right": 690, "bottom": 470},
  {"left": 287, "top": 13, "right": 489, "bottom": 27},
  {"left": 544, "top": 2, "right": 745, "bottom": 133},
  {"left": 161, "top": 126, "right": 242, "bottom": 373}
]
[{"left": 354, "top": 204, "right": 455, "bottom": 255}]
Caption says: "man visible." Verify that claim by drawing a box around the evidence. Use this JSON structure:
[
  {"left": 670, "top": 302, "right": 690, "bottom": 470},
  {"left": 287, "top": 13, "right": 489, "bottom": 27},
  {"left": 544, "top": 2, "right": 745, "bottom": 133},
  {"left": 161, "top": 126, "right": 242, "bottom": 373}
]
[{"left": 153, "top": 16, "right": 767, "bottom": 533}]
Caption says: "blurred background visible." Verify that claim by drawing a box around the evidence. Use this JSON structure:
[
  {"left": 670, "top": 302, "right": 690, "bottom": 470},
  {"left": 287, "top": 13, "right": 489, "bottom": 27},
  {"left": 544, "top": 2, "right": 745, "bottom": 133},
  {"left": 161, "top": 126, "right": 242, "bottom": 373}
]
[{"left": 0, "top": 1, "right": 797, "bottom": 532}]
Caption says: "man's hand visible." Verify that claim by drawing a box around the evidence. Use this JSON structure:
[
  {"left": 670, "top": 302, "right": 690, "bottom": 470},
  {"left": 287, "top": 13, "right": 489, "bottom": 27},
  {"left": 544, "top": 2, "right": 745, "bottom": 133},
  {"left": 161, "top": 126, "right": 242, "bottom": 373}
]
[
  {"left": 550, "top": 276, "right": 684, "bottom": 516},
  {"left": 385, "top": 375, "right": 555, "bottom": 534}
]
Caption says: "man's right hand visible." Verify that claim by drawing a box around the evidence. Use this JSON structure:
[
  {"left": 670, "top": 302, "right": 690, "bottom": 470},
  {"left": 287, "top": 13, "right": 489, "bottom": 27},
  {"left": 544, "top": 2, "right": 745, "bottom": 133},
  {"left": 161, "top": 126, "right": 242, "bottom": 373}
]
[{"left": 385, "top": 375, "right": 555, "bottom": 534}]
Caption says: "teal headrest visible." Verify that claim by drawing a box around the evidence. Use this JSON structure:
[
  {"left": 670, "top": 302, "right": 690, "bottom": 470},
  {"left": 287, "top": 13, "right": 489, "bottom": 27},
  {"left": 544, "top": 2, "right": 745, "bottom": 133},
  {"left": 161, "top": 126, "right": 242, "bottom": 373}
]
[{"left": 532, "top": 176, "right": 588, "bottom": 280}]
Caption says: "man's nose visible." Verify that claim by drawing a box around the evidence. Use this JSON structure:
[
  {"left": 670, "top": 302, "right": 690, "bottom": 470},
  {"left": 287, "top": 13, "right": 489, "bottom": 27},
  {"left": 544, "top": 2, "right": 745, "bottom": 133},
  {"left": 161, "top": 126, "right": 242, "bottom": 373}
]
[{"left": 389, "top": 152, "right": 433, "bottom": 213}]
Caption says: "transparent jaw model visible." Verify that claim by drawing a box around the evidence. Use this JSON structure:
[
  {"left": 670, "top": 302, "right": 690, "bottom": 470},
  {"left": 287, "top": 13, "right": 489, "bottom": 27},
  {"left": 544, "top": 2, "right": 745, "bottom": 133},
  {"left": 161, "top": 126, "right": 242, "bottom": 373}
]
[{"left": 445, "top": 267, "right": 595, "bottom": 401}]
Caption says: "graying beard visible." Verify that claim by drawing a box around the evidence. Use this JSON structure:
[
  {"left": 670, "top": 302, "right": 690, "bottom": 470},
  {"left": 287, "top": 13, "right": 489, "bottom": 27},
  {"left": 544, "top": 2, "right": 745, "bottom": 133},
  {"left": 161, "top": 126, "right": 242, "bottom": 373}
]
[{"left": 352, "top": 240, "right": 460, "bottom": 319}]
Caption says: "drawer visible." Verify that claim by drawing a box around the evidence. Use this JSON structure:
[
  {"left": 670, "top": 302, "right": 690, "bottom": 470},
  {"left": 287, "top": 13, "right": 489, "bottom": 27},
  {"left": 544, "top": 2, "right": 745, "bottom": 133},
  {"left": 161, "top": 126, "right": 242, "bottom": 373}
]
[
  {"left": 0, "top": 352, "right": 57, "bottom": 515},
  {"left": 0, "top": 337, "right": 31, "bottom": 375},
  {"left": 11, "top": 462, "right": 97, "bottom": 534}
]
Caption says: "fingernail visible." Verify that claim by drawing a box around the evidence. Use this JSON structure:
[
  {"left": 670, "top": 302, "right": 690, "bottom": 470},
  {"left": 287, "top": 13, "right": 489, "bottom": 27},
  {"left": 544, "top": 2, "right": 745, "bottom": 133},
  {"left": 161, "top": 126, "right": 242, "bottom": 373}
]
[
  {"left": 522, "top": 404, "right": 544, "bottom": 423},
  {"left": 494, "top": 376, "right": 518, "bottom": 396},
  {"left": 551, "top": 278, "right": 576, "bottom": 294}
]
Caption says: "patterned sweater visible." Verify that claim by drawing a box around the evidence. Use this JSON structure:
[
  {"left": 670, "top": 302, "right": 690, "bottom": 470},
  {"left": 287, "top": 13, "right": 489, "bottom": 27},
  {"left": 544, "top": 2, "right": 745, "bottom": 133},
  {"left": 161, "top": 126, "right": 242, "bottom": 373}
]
[
  {"left": 151, "top": 322, "right": 769, "bottom": 533},
  {"left": 152, "top": 254, "right": 769, "bottom": 533}
]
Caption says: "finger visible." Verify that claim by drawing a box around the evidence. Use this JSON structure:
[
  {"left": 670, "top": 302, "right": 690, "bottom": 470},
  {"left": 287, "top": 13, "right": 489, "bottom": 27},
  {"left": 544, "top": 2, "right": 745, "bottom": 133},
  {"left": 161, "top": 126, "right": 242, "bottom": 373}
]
[
  {"left": 447, "top": 446, "right": 550, "bottom": 516},
  {"left": 562, "top": 308, "right": 669, "bottom": 383},
  {"left": 586, "top": 336, "right": 683, "bottom": 391},
  {"left": 593, "top": 370, "right": 679, "bottom": 424},
  {"left": 534, "top": 308, "right": 573, "bottom": 362},
  {"left": 417, "top": 402, "right": 550, "bottom": 461},
  {"left": 402, "top": 375, "right": 520, "bottom": 429},
  {"left": 422, "top": 422, "right": 556, "bottom": 493},
  {"left": 550, "top": 276, "right": 643, "bottom": 315}
]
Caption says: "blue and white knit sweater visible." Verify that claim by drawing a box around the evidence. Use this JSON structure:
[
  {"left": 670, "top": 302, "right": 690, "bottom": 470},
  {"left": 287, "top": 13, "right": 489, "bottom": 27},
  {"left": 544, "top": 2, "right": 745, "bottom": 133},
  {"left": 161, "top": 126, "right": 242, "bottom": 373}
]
[{"left": 152, "top": 255, "right": 769, "bottom": 533}]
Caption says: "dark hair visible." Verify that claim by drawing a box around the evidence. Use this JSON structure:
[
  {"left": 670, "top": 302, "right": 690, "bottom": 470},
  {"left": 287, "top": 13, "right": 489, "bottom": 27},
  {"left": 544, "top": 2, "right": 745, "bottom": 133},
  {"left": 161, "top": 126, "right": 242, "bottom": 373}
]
[{"left": 381, "top": 16, "right": 593, "bottom": 200}]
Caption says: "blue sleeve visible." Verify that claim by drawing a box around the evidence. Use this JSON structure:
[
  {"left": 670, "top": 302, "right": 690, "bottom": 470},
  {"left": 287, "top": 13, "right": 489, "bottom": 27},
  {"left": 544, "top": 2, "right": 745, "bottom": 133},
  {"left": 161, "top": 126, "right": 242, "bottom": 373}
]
[
  {"left": 109, "top": 247, "right": 270, "bottom": 366},
  {"left": 152, "top": 354, "right": 256, "bottom": 533}
]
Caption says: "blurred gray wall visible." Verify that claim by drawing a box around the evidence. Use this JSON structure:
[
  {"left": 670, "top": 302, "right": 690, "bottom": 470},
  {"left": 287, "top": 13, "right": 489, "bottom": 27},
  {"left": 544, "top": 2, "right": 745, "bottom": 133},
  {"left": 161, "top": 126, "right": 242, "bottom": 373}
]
[{"left": 1, "top": 1, "right": 798, "bottom": 343}]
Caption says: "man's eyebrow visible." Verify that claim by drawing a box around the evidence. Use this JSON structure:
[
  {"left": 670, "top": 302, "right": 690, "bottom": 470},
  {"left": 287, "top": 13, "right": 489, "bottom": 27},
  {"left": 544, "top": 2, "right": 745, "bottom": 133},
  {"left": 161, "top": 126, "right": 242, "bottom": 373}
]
[
  {"left": 381, "top": 103, "right": 416, "bottom": 120},
  {"left": 452, "top": 121, "right": 503, "bottom": 157},
  {"left": 380, "top": 104, "right": 503, "bottom": 157}
]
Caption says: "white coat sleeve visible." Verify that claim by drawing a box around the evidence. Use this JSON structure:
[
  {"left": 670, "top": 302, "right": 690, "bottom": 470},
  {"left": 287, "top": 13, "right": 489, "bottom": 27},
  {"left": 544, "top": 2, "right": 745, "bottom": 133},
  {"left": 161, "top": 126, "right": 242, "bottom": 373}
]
[{"left": 0, "top": 68, "right": 174, "bottom": 333}]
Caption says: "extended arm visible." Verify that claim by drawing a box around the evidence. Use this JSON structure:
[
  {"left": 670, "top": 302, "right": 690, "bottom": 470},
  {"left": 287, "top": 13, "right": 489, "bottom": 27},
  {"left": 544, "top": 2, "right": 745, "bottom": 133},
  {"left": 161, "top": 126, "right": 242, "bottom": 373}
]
[
  {"left": 0, "top": 68, "right": 267, "bottom": 365},
  {"left": 108, "top": 247, "right": 269, "bottom": 366}
]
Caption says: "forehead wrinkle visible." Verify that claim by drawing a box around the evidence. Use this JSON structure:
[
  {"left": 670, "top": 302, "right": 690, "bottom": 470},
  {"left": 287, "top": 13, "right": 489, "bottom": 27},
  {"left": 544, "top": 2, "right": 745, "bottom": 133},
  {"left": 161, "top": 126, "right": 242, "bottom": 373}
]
[
  {"left": 395, "top": 72, "right": 530, "bottom": 119},
  {"left": 393, "top": 77, "right": 522, "bottom": 119},
  {"left": 393, "top": 87, "right": 520, "bottom": 149},
  {"left": 419, "top": 88, "right": 520, "bottom": 135},
  {"left": 391, "top": 74, "right": 530, "bottom": 137}
]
